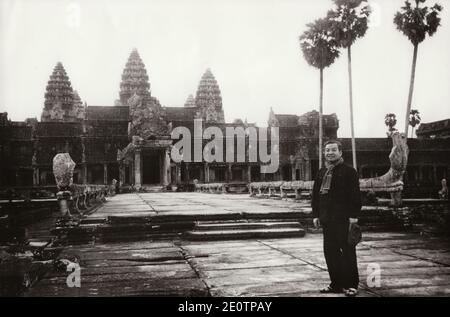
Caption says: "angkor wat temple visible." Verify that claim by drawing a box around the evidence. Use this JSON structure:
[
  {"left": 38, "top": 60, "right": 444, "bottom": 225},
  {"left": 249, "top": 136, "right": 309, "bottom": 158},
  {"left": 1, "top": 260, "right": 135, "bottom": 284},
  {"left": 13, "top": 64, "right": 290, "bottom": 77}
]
[{"left": 0, "top": 49, "right": 449, "bottom": 197}]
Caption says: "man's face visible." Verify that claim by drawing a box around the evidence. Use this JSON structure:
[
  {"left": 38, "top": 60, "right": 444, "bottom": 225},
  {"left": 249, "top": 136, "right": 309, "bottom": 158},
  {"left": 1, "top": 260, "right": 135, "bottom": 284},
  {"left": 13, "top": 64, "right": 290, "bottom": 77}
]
[{"left": 324, "top": 143, "right": 342, "bottom": 163}]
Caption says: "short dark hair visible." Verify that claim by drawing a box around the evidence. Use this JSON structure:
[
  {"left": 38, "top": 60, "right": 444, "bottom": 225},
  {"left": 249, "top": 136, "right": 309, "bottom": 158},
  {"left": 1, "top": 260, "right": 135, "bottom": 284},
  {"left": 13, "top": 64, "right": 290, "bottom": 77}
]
[{"left": 324, "top": 140, "right": 342, "bottom": 151}]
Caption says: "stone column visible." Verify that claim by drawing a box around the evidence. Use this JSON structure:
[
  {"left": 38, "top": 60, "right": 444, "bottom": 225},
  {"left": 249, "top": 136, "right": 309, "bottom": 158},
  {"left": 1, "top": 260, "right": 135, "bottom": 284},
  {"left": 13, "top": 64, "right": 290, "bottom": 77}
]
[
  {"left": 166, "top": 150, "right": 171, "bottom": 185},
  {"left": 176, "top": 164, "right": 181, "bottom": 184},
  {"left": 419, "top": 166, "right": 424, "bottom": 183},
  {"left": 247, "top": 165, "right": 251, "bottom": 183},
  {"left": 134, "top": 149, "right": 142, "bottom": 190},
  {"left": 204, "top": 163, "right": 210, "bottom": 183},
  {"left": 305, "top": 159, "right": 311, "bottom": 181},
  {"left": 227, "top": 164, "right": 232, "bottom": 183},
  {"left": 119, "top": 163, "right": 125, "bottom": 185},
  {"left": 162, "top": 149, "right": 170, "bottom": 186},
  {"left": 433, "top": 165, "right": 438, "bottom": 185},
  {"left": 130, "top": 161, "right": 134, "bottom": 184},
  {"left": 33, "top": 168, "right": 40, "bottom": 186},
  {"left": 199, "top": 166, "right": 206, "bottom": 183},
  {"left": 81, "top": 136, "right": 87, "bottom": 184},
  {"left": 185, "top": 163, "right": 190, "bottom": 183},
  {"left": 82, "top": 164, "right": 87, "bottom": 184},
  {"left": 103, "top": 163, "right": 108, "bottom": 185},
  {"left": 291, "top": 164, "right": 296, "bottom": 181}
]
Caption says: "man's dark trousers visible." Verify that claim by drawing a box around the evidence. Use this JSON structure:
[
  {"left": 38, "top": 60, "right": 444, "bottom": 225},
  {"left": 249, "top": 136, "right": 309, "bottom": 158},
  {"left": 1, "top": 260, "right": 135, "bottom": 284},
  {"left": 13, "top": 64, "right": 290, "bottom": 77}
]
[{"left": 322, "top": 221, "right": 359, "bottom": 290}]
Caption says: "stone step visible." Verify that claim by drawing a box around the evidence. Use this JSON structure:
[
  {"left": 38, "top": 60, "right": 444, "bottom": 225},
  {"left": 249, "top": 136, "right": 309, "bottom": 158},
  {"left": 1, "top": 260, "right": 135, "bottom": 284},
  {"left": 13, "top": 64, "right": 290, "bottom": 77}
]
[
  {"left": 184, "top": 228, "right": 306, "bottom": 241},
  {"left": 140, "top": 186, "right": 165, "bottom": 193},
  {"left": 194, "top": 221, "right": 302, "bottom": 231},
  {"left": 151, "top": 211, "right": 308, "bottom": 223},
  {"left": 80, "top": 217, "right": 106, "bottom": 225}
]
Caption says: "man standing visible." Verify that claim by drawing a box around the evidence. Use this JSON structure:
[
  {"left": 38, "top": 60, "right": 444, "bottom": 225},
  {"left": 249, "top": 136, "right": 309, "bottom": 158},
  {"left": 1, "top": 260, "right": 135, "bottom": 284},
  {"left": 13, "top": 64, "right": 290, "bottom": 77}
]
[{"left": 312, "top": 140, "right": 361, "bottom": 297}]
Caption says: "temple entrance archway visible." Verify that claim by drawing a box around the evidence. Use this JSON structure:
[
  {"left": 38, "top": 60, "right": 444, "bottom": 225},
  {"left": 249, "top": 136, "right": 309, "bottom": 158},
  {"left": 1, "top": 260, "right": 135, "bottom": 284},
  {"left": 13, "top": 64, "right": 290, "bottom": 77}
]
[{"left": 142, "top": 152, "right": 161, "bottom": 184}]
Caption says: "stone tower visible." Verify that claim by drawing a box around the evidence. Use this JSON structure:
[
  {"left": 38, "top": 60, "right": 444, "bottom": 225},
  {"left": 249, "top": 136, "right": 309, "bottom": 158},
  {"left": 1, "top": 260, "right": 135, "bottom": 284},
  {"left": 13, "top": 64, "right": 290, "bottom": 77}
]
[
  {"left": 41, "top": 62, "right": 78, "bottom": 122},
  {"left": 72, "top": 90, "right": 86, "bottom": 120},
  {"left": 195, "top": 68, "right": 224, "bottom": 123},
  {"left": 184, "top": 94, "right": 196, "bottom": 108},
  {"left": 119, "top": 48, "right": 150, "bottom": 105}
]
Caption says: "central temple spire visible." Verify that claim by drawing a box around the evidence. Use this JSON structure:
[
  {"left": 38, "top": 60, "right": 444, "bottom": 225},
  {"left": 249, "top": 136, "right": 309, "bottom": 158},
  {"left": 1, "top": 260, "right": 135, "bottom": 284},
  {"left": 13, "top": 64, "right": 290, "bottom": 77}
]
[
  {"left": 119, "top": 48, "right": 150, "bottom": 105},
  {"left": 195, "top": 68, "right": 224, "bottom": 123},
  {"left": 195, "top": 68, "right": 222, "bottom": 109}
]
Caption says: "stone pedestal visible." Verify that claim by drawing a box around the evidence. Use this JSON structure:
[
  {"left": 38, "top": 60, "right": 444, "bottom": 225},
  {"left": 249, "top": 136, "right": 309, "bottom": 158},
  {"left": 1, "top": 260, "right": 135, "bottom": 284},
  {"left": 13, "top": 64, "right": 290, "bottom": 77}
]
[
  {"left": 57, "top": 191, "right": 72, "bottom": 218},
  {"left": 390, "top": 191, "right": 402, "bottom": 207}
]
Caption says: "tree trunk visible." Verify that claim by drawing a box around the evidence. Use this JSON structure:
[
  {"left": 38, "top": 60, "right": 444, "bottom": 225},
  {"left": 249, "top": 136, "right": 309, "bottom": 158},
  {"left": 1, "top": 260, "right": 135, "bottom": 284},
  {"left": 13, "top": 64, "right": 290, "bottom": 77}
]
[
  {"left": 404, "top": 43, "right": 418, "bottom": 136},
  {"left": 319, "top": 68, "right": 323, "bottom": 169},
  {"left": 348, "top": 45, "right": 357, "bottom": 169}
]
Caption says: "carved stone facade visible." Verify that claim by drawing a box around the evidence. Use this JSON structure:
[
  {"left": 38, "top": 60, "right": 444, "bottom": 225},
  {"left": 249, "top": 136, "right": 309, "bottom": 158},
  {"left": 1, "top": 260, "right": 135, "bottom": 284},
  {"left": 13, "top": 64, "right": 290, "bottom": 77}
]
[
  {"left": 416, "top": 119, "right": 450, "bottom": 139},
  {"left": 127, "top": 94, "right": 168, "bottom": 139}
]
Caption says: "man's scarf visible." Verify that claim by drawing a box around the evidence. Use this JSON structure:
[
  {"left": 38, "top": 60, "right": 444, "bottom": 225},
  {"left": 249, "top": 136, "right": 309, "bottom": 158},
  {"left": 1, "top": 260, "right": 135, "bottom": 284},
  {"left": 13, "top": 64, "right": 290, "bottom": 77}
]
[{"left": 319, "top": 157, "right": 344, "bottom": 194}]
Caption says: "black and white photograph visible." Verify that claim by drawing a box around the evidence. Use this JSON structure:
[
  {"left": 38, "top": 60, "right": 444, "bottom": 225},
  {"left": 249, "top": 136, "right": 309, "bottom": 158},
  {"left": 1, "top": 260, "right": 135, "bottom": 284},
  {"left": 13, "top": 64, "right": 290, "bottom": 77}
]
[{"left": 0, "top": 0, "right": 449, "bottom": 301}]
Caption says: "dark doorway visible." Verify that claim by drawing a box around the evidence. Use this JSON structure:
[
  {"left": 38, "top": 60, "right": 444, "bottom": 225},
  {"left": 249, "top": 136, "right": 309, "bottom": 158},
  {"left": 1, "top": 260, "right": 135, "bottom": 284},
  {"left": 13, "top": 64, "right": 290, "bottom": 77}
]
[
  {"left": 107, "top": 163, "right": 119, "bottom": 183},
  {"left": 91, "top": 164, "right": 104, "bottom": 184},
  {"left": 282, "top": 165, "right": 291, "bottom": 181},
  {"left": 251, "top": 166, "right": 260, "bottom": 181},
  {"left": 143, "top": 152, "right": 160, "bottom": 184}
]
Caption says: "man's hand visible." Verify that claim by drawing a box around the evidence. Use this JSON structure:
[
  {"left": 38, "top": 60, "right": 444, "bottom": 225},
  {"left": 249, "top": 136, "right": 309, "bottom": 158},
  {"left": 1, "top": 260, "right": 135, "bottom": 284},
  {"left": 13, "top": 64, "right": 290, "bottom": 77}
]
[{"left": 313, "top": 218, "right": 320, "bottom": 228}]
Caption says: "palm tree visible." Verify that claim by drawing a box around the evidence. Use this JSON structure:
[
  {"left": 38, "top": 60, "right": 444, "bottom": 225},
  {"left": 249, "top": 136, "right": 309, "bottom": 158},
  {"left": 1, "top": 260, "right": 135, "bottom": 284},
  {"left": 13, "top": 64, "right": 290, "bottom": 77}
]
[
  {"left": 300, "top": 18, "right": 340, "bottom": 169},
  {"left": 327, "top": 0, "right": 371, "bottom": 169},
  {"left": 409, "top": 109, "right": 421, "bottom": 137},
  {"left": 394, "top": 0, "right": 442, "bottom": 136},
  {"left": 385, "top": 113, "right": 398, "bottom": 136}
]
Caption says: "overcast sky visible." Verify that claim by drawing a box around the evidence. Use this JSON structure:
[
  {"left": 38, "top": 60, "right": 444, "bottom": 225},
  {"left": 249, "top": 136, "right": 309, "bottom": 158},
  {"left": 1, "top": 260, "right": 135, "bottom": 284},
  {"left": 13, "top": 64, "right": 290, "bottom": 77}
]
[{"left": 1, "top": 0, "right": 449, "bottom": 137}]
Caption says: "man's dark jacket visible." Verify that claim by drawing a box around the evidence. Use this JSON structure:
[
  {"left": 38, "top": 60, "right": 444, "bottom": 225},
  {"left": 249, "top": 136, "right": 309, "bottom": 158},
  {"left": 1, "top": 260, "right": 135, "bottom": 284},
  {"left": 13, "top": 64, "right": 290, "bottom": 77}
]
[{"left": 311, "top": 163, "right": 362, "bottom": 222}]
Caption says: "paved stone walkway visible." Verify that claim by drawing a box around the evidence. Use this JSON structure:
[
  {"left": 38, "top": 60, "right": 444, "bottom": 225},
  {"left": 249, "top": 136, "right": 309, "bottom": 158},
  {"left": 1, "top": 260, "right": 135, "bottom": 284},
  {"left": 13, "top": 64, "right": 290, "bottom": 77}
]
[
  {"left": 25, "top": 193, "right": 450, "bottom": 297},
  {"left": 94, "top": 192, "right": 312, "bottom": 219}
]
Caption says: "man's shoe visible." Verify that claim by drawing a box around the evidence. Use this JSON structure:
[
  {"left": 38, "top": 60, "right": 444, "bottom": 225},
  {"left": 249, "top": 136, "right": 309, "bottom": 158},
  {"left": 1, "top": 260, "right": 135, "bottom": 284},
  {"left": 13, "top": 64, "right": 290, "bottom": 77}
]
[
  {"left": 344, "top": 288, "right": 358, "bottom": 297},
  {"left": 320, "top": 285, "right": 343, "bottom": 294}
]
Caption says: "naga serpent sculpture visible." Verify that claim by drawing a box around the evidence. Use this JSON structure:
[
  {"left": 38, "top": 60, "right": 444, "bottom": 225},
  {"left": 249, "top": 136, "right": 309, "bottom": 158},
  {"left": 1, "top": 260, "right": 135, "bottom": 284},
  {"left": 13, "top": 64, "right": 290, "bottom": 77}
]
[{"left": 359, "top": 132, "right": 409, "bottom": 201}]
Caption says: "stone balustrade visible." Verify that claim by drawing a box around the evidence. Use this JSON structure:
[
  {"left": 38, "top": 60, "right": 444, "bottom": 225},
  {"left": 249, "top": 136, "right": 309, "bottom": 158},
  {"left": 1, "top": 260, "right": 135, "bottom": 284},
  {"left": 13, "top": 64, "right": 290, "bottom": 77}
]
[
  {"left": 68, "top": 184, "right": 111, "bottom": 215},
  {"left": 195, "top": 182, "right": 249, "bottom": 194},
  {"left": 249, "top": 181, "right": 313, "bottom": 199},
  {"left": 195, "top": 183, "right": 227, "bottom": 194}
]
